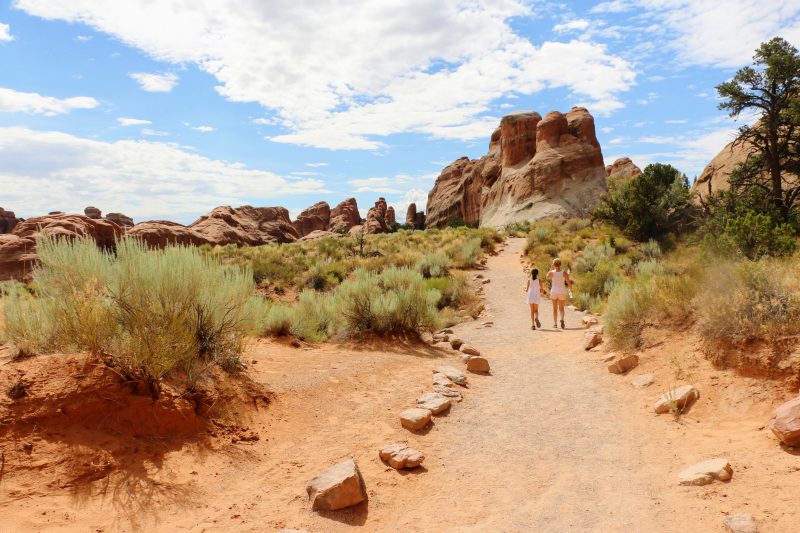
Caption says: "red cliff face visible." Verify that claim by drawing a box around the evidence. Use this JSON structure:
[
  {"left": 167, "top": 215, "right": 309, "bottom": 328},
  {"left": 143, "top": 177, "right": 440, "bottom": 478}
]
[
  {"left": 0, "top": 207, "right": 21, "bottom": 234},
  {"left": 605, "top": 157, "right": 642, "bottom": 181},
  {"left": 328, "top": 198, "right": 361, "bottom": 233},
  {"left": 426, "top": 106, "right": 607, "bottom": 228},
  {"left": 293, "top": 201, "right": 331, "bottom": 237},
  {"left": 189, "top": 205, "right": 299, "bottom": 246}
]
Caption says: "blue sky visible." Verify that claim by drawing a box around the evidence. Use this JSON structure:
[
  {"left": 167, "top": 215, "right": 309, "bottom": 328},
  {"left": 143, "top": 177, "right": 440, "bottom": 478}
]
[{"left": 1, "top": 0, "right": 800, "bottom": 224}]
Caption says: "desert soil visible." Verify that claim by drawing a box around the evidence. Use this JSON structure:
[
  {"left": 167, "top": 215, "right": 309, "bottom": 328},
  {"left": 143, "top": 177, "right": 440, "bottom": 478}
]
[{"left": 2, "top": 238, "right": 799, "bottom": 532}]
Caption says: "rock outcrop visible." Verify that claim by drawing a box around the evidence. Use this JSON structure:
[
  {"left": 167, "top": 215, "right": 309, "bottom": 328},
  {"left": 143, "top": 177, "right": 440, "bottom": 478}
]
[
  {"left": 328, "top": 198, "right": 361, "bottom": 233},
  {"left": 426, "top": 107, "right": 607, "bottom": 228},
  {"left": 404, "top": 203, "right": 426, "bottom": 229},
  {"left": 84, "top": 206, "right": 102, "bottom": 219},
  {"left": 605, "top": 157, "right": 642, "bottom": 181},
  {"left": 105, "top": 212, "right": 134, "bottom": 227},
  {"left": 0, "top": 207, "right": 21, "bottom": 234},
  {"left": 692, "top": 139, "right": 751, "bottom": 200},
  {"left": 365, "top": 198, "right": 391, "bottom": 234},
  {"left": 0, "top": 235, "right": 37, "bottom": 282},
  {"left": 293, "top": 201, "right": 331, "bottom": 238},
  {"left": 189, "top": 205, "right": 299, "bottom": 245},
  {"left": 386, "top": 206, "right": 396, "bottom": 225},
  {"left": 127, "top": 221, "right": 212, "bottom": 248}
]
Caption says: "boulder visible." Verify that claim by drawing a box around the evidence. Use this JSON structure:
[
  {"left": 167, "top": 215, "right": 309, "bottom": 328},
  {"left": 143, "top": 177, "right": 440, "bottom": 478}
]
[
  {"left": 399, "top": 408, "right": 432, "bottom": 431},
  {"left": 769, "top": 396, "right": 800, "bottom": 446},
  {"left": 379, "top": 444, "right": 425, "bottom": 470},
  {"left": 723, "top": 514, "right": 758, "bottom": 533},
  {"left": 329, "top": 198, "right": 361, "bottom": 233},
  {"left": 460, "top": 344, "right": 480, "bottom": 356},
  {"left": 305, "top": 459, "right": 367, "bottom": 511},
  {"left": 416, "top": 392, "right": 451, "bottom": 414},
  {"left": 105, "top": 212, "right": 134, "bottom": 227},
  {"left": 426, "top": 107, "right": 607, "bottom": 228},
  {"left": 605, "top": 157, "right": 642, "bottom": 181},
  {"left": 630, "top": 373, "right": 654, "bottom": 389},
  {"left": 434, "top": 366, "right": 467, "bottom": 386},
  {"left": 84, "top": 206, "right": 102, "bottom": 219},
  {"left": 0, "top": 234, "right": 37, "bottom": 282},
  {"left": 432, "top": 373, "right": 455, "bottom": 388},
  {"left": 584, "top": 331, "right": 603, "bottom": 351},
  {"left": 654, "top": 385, "right": 700, "bottom": 414},
  {"left": 128, "top": 220, "right": 212, "bottom": 248},
  {"left": 692, "top": 139, "right": 751, "bottom": 201},
  {"left": 293, "top": 201, "right": 331, "bottom": 237},
  {"left": 189, "top": 205, "right": 299, "bottom": 245},
  {"left": 607, "top": 354, "right": 639, "bottom": 374},
  {"left": 449, "top": 338, "right": 464, "bottom": 350},
  {"left": 582, "top": 316, "right": 599, "bottom": 328},
  {"left": 677, "top": 458, "right": 733, "bottom": 486},
  {"left": 0, "top": 207, "right": 21, "bottom": 234},
  {"left": 365, "top": 198, "right": 390, "bottom": 234},
  {"left": 466, "top": 357, "right": 490, "bottom": 373}
]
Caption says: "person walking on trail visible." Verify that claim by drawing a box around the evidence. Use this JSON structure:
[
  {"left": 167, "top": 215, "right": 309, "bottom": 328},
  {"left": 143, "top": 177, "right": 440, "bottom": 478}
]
[
  {"left": 547, "top": 258, "right": 573, "bottom": 329},
  {"left": 524, "top": 268, "right": 545, "bottom": 330}
]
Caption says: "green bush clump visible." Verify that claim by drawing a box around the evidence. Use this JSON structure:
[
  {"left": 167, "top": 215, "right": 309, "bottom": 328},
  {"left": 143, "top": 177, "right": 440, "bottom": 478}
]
[
  {"left": 4, "top": 236, "right": 259, "bottom": 390},
  {"left": 709, "top": 211, "right": 797, "bottom": 259},
  {"left": 416, "top": 253, "right": 450, "bottom": 278}
]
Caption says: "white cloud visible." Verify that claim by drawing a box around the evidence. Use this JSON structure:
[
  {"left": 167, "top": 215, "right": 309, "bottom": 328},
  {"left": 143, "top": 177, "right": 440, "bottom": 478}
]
[
  {"left": 348, "top": 177, "right": 403, "bottom": 194},
  {"left": 76, "top": 34, "right": 92, "bottom": 42},
  {"left": 665, "top": 119, "right": 688, "bottom": 124},
  {"left": 629, "top": 125, "right": 740, "bottom": 177},
  {"left": 117, "top": 117, "right": 151, "bottom": 126},
  {"left": 252, "top": 117, "right": 275, "bottom": 125},
  {"left": 553, "top": 19, "right": 590, "bottom": 33},
  {"left": 590, "top": 1, "right": 634, "bottom": 13},
  {"left": 609, "top": 136, "right": 625, "bottom": 144},
  {"left": 0, "top": 87, "right": 98, "bottom": 115},
  {"left": 129, "top": 72, "right": 179, "bottom": 92},
  {"left": 0, "top": 127, "right": 328, "bottom": 221},
  {"left": 305, "top": 162, "right": 328, "bottom": 167},
  {"left": 192, "top": 125, "right": 214, "bottom": 132},
  {"left": 141, "top": 128, "right": 168, "bottom": 136},
  {"left": 0, "top": 23, "right": 12, "bottom": 42},
  {"left": 600, "top": 126, "right": 614, "bottom": 133},
  {"left": 387, "top": 188, "right": 430, "bottom": 223},
  {"left": 16, "top": 0, "right": 636, "bottom": 149}
]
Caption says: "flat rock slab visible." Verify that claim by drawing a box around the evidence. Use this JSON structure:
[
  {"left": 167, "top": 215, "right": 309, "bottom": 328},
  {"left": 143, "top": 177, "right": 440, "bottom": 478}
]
[
  {"left": 434, "top": 366, "right": 467, "bottom": 386},
  {"left": 438, "top": 328, "right": 454, "bottom": 334},
  {"left": 600, "top": 352, "right": 618, "bottom": 363},
  {"left": 306, "top": 458, "right": 367, "bottom": 511},
  {"left": 433, "top": 384, "right": 463, "bottom": 401},
  {"left": 379, "top": 443, "right": 425, "bottom": 470},
  {"left": 450, "top": 338, "right": 464, "bottom": 350},
  {"left": 400, "top": 408, "right": 432, "bottom": 431},
  {"left": 654, "top": 384, "right": 700, "bottom": 414},
  {"left": 480, "top": 321, "right": 493, "bottom": 327},
  {"left": 481, "top": 279, "right": 490, "bottom": 284},
  {"left": 630, "top": 373, "right": 654, "bottom": 389},
  {"left": 432, "top": 372, "right": 455, "bottom": 388},
  {"left": 432, "top": 334, "right": 449, "bottom": 342},
  {"left": 416, "top": 392, "right": 451, "bottom": 414},
  {"left": 460, "top": 344, "right": 481, "bottom": 356},
  {"left": 769, "top": 396, "right": 800, "bottom": 446},
  {"left": 582, "top": 316, "right": 599, "bottom": 327},
  {"left": 466, "top": 356, "right": 490, "bottom": 373},
  {"left": 678, "top": 458, "right": 732, "bottom": 486},
  {"left": 607, "top": 354, "right": 639, "bottom": 375},
  {"left": 584, "top": 331, "right": 603, "bottom": 351},
  {"left": 724, "top": 514, "right": 758, "bottom": 533}
]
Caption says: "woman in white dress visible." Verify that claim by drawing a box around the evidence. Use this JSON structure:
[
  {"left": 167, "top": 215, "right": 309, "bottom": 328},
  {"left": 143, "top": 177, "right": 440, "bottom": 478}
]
[
  {"left": 547, "top": 258, "right": 573, "bottom": 329},
  {"left": 524, "top": 268, "right": 545, "bottom": 330}
]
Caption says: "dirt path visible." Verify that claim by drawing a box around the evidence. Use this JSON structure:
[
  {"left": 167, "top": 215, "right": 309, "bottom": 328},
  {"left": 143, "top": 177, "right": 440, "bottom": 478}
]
[{"left": 4, "top": 237, "right": 796, "bottom": 532}]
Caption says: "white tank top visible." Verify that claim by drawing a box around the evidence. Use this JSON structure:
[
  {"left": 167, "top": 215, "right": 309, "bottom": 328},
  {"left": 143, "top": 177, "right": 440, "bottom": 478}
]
[
  {"left": 550, "top": 269, "right": 566, "bottom": 294},
  {"left": 527, "top": 278, "right": 540, "bottom": 297}
]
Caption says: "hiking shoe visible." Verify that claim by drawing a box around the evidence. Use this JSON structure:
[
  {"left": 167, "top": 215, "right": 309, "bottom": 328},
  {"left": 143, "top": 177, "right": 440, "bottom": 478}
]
[
  {"left": 531, "top": 324, "right": 535, "bottom": 330},
  {"left": 535, "top": 318, "right": 541, "bottom": 328},
  {"left": 560, "top": 319, "right": 566, "bottom": 329},
  {"left": 553, "top": 324, "right": 558, "bottom": 329}
]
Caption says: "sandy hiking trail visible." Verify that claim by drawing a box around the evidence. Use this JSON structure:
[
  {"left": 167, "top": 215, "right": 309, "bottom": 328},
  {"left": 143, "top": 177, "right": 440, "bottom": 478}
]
[{"left": 2, "top": 237, "right": 798, "bottom": 532}]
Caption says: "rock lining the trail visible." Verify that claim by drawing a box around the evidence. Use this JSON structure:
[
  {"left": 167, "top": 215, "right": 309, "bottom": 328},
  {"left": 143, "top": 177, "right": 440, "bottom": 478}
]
[
  {"left": 654, "top": 384, "right": 699, "bottom": 414},
  {"left": 433, "top": 384, "right": 463, "bottom": 401},
  {"left": 607, "top": 354, "right": 639, "bottom": 375},
  {"left": 434, "top": 366, "right": 467, "bottom": 386},
  {"left": 306, "top": 458, "right": 367, "bottom": 511},
  {"left": 769, "top": 396, "right": 800, "bottom": 446},
  {"left": 450, "top": 338, "right": 464, "bottom": 350},
  {"left": 460, "top": 345, "right": 481, "bottom": 356},
  {"left": 677, "top": 458, "right": 733, "bottom": 486},
  {"left": 630, "top": 373, "right": 654, "bottom": 389},
  {"left": 432, "top": 373, "right": 455, "bottom": 388},
  {"left": 379, "top": 444, "right": 425, "bottom": 470},
  {"left": 466, "top": 357, "right": 490, "bottom": 373},
  {"left": 723, "top": 514, "right": 758, "bottom": 533},
  {"left": 400, "top": 408, "right": 432, "bottom": 430},
  {"left": 416, "top": 392, "right": 451, "bottom": 414},
  {"left": 584, "top": 330, "right": 603, "bottom": 350}
]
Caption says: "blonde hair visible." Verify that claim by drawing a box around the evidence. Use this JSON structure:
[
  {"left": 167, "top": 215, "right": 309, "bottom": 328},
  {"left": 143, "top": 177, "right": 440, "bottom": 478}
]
[{"left": 553, "top": 258, "right": 562, "bottom": 267}]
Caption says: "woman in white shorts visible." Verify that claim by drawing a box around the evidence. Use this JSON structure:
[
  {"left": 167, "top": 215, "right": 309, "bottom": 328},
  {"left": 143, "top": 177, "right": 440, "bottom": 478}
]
[
  {"left": 524, "top": 268, "right": 545, "bottom": 330},
  {"left": 547, "top": 258, "right": 573, "bottom": 329}
]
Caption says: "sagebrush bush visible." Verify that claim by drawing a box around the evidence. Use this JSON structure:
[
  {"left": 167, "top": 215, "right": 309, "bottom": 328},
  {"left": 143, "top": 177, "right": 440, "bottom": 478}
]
[
  {"left": 4, "top": 236, "right": 258, "bottom": 389},
  {"left": 416, "top": 253, "right": 450, "bottom": 278},
  {"left": 575, "top": 243, "right": 616, "bottom": 274},
  {"left": 696, "top": 258, "right": 800, "bottom": 345}
]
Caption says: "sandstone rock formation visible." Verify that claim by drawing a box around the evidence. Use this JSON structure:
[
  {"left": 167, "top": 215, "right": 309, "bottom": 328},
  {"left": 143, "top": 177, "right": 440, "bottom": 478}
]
[
  {"left": 365, "top": 198, "right": 390, "bottom": 234},
  {"left": 404, "top": 203, "right": 426, "bottom": 229},
  {"left": 0, "top": 207, "right": 21, "bottom": 234},
  {"left": 105, "top": 212, "right": 134, "bottom": 227},
  {"left": 127, "top": 221, "right": 212, "bottom": 248},
  {"left": 190, "top": 205, "right": 299, "bottom": 245},
  {"left": 84, "top": 206, "right": 102, "bottom": 219},
  {"left": 692, "top": 139, "right": 751, "bottom": 200},
  {"left": 305, "top": 459, "right": 367, "bottom": 511},
  {"left": 605, "top": 157, "right": 642, "bottom": 181},
  {"left": 426, "top": 107, "right": 607, "bottom": 228},
  {"left": 299, "top": 230, "right": 341, "bottom": 241},
  {"left": 293, "top": 201, "right": 331, "bottom": 238},
  {"left": 386, "top": 206, "right": 396, "bottom": 225},
  {"left": 0, "top": 234, "right": 37, "bottom": 282},
  {"left": 328, "top": 197, "right": 361, "bottom": 233}
]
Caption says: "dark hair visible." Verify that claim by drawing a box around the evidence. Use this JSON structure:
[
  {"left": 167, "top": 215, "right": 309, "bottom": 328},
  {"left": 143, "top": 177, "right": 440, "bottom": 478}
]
[{"left": 530, "top": 268, "right": 539, "bottom": 280}]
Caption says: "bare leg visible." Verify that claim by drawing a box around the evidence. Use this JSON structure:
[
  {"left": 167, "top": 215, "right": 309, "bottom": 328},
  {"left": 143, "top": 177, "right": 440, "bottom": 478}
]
[
  {"left": 529, "top": 303, "right": 536, "bottom": 325},
  {"left": 559, "top": 299, "right": 566, "bottom": 324},
  {"left": 552, "top": 298, "right": 558, "bottom": 325}
]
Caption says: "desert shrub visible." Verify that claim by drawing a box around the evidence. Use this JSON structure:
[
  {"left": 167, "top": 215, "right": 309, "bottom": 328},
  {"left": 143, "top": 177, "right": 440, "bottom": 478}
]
[
  {"left": 696, "top": 258, "right": 800, "bottom": 346},
  {"left": 605, "top": 260, "right": 698, "bottom": 351},
  {"left": 426, "top": 271, "right": 476, "bottom": 311},
  {"left": 640, "top": 239, "right": 662, "bottom": 260},
  {"left": 706, "top": 211, "right": 797, "bottom": 259},
  {"left": 575, "top": 243, "right": 616, "bottom": 274},
  {"left": 565, "top": 218, "right": 592, "bottom": 232},
  {"left": 416, "top": 253, "right": 450, "bottom": 279},
  {"left": 4, "top": 236, "right": 257, "bottom": 389},
  {"left": 262, "top": 302, "right": 295, "bottom": 337},
  {"left": 334, "top": 267, "right": 440, "bottom": 336}
]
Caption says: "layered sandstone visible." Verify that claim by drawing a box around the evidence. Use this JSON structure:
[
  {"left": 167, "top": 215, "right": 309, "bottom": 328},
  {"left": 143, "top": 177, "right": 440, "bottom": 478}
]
[
  {"left": 692, "top": 140, "right": 751, "bottom": 200},
  {"left": 405, "top": 203, "right": 426, "bottom": 229},
  {"left": 105, "top": 212, "right": 134, "bottom": 227},
  {"left": 365, "top": 198, "right": 390, "bottom": 234},
  {"left": 189, "top": 205, "right": 299, "bottom": 245},
  {"left": 0, "top": 207, "right": 21, "bottom": 234},
  {"left": 293, "top": 201, "right": 331, "bottom": 237},
  {"left": 329, "top": 198, "right": 361, "bottom": 233},
  {"left": 127, "top": 221, "right": 212, "bottom": 248},
  {"left": 426, "top": 107, "right": 607, "bottom": 228},
  {"left": 84, "top": 206, "right": 102, "bottom": 219},
  {"left": 605, "top": 157, "right": 642, "bottom": 181},
  {"left": 386, "top": 206, "right": 396, "bottom": 225}
]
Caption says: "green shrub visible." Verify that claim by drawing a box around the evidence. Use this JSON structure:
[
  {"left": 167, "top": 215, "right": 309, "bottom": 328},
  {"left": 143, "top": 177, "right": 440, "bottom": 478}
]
[
  {"left": 575, "top": 243, "right": 616, "bottom": 274},
  {"left": 711, "top": 211, "right": 797, "bottom": 259},
  {"left": 416, "top": 253, "right": 450, "bottom": 278},
  {"left": 640, "top": 239, "right": 662, "bottom": 260}
]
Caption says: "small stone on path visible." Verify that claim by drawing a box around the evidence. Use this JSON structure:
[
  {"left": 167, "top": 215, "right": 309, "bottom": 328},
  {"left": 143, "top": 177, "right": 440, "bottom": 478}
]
[
  {"left": 466, "top": 357, "right": 490, "bottom": 373},
  {"left": 723, "top": 514, "right": 758, "bottom": 533},
  {"left": 654, "top": 384, "right": 699, "bottom": 414},
  {"left": 769, "top": 397, "right": 800, "bottom": 446},
  {"left": 460, "top": 344, "right": 481, "bottom": 356},
  {"left": 379, "top": 444, "right": 425, "bottom": 470},
  {"left": 607, "top": 354, "right": 639, "bottom": 375},
  {"left": 481, "top": 279, "right": 490, "bottom": 284},
  {"left": 432, "top": 372, "right": 455, "bottom": 388},
  {"left": 416, "top": 392, "right": 451, "bottom": 414},
  {"left": 450, "top": 338, "right": 464, "bottom": 350},
  {"left": 434, "top": 366, "right": 467, "bottom": 386},
  {"left": 678, "top": 458, "right": 732, "bottom": 486},
  {"left": 630, "top": 373, "right": 654, "bottom": 389},
  {"left": 400, "top": 408, "right": 432, "bottom": 431},
  {"left": 433, "top": 384, "right": 463, "bottom": 401},
  {"left": 306, "top": 459, "right": 367, "bottom": 511},
  {"left": 584, "top": 331, "right": 603, "bottom": 351},
  {"left": 480, "top": 321, "right": 493, "bottom": 327},
  {"left": 600, "top": 352, "right": 618, "bottom": 363},
  {"left": 582, "top": 316, "right": 599, "bottom": 328}
]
